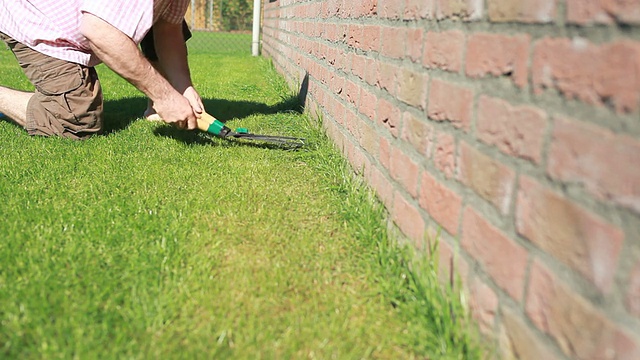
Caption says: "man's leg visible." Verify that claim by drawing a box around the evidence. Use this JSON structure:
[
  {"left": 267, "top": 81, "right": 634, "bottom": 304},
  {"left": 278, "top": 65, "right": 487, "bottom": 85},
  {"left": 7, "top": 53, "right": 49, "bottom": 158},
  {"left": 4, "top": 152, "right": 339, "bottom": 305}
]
[
  {"left": 0, "top": 86, "right": 32, "bottom": 127},
  {"left": 140, "top": 20, "right": 192, "bottom": 121},
  {"left": 0, "top": 33, "right": 103, "bottom": 139},
  {"left": 140, "top": 30, "right": 162, "bottom": 120},
  {"left": 143, "top": 60, "right": 164, "bottom": 121}
]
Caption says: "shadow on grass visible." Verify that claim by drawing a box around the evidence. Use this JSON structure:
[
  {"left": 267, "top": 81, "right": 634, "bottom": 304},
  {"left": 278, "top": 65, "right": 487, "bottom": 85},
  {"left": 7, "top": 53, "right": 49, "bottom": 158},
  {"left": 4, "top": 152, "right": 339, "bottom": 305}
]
[
  {"left": 103, "top": 93, "right": 303, "bottom": 133},
  {"left": 152, "top": 126, "right": 303, "bottom": 151},
  {"left": 103, "top": 75, "right": 309, "bottom": 149},
  {"left": 152, "top": 93, "right": 306, "bottom": 149}
]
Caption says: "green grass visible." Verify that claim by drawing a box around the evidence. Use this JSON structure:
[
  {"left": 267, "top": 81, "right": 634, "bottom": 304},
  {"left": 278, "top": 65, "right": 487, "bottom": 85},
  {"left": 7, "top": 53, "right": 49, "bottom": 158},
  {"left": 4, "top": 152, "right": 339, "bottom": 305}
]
[
  {"left": 187, "top": 31, "right": 252, "bottom": 55},
  {"left": 0, "top": 47, "right": 483, "bottom": 359}
]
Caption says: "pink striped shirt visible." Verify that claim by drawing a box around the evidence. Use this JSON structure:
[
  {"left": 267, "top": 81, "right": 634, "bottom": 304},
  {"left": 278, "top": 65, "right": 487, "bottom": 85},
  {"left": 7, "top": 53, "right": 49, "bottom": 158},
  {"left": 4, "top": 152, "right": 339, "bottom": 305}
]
[{"left": 0, "top": 0, "right": 189, "bottom": 67}]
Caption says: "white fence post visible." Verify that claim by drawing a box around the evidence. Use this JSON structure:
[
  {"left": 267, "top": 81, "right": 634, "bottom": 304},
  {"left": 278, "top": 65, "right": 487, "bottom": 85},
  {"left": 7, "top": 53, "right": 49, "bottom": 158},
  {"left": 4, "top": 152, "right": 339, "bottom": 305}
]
[
  {"left": 252, "top": 0, "right": 261, "bottom": 56},
  {"left": 190, "top": 0, "right": 196, "bottom": 29}
]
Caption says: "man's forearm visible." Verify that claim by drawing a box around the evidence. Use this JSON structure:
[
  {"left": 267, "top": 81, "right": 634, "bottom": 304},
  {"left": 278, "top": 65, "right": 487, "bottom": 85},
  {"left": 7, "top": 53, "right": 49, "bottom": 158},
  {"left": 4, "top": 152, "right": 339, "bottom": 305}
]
[
  {"left": 80, "top": 13, "right": 197, "bottom": 129},
  {"left": 79, "top": 13, "right": 177, "bottom": 104}
]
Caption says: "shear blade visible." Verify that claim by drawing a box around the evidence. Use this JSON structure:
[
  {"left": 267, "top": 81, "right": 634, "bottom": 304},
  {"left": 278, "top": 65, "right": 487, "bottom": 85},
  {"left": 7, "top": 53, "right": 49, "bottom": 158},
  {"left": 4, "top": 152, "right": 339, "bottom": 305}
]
[{"left": 231, "top": 133, "right": 305, "bottom": 147}]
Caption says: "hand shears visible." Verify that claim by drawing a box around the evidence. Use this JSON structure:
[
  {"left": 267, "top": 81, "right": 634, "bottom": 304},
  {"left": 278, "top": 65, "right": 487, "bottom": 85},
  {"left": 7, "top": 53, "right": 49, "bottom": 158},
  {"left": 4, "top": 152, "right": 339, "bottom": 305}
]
[{"left": 197, "top": 113, "right": 305, "bottom": 148}]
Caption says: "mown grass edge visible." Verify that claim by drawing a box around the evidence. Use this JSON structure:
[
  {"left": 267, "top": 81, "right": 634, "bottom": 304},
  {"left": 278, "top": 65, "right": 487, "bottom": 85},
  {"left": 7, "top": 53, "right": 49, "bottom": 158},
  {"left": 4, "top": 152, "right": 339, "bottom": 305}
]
[{"left": 290, "top": 104, "right": 487, "bottom": 359}]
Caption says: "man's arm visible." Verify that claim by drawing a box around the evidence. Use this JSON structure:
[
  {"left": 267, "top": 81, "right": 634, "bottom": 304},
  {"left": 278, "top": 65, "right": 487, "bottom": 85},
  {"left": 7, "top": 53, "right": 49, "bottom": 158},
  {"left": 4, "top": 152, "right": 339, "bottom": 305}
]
[
  {"left": 79, "top": 13, "right": 197, "bottom": 129},
  {"left": 152, "top": 19, "right": 203, "bottom": 116}
]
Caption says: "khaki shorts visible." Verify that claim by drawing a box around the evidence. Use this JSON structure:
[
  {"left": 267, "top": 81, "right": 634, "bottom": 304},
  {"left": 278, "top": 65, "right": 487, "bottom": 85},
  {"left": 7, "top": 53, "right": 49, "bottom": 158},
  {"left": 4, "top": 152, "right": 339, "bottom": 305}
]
[{"left": 1, "top": 33, "right": 103, "bottom": 139}]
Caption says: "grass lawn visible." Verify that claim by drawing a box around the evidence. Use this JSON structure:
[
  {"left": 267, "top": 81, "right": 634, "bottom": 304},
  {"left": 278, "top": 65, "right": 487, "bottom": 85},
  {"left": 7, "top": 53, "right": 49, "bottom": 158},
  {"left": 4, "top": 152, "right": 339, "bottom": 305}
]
[
  {"left": 187, "top": 31, "right": 253, "bottom": 55},
  {"left": 0, "top": 41, "right": 483, "bottom": 359}
]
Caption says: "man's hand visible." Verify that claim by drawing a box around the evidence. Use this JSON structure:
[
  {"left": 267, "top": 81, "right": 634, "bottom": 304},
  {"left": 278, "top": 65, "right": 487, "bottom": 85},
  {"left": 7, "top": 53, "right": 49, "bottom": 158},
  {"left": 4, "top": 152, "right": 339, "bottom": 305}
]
[
  {"left": 148, "top": 87, "right": 202, "bottom": 129},
  {"left": 183, "top": 86, "right": 204, "bottom": 116},
  {"left": 153, "top": 92, "right": 197, "bottom": 130}
]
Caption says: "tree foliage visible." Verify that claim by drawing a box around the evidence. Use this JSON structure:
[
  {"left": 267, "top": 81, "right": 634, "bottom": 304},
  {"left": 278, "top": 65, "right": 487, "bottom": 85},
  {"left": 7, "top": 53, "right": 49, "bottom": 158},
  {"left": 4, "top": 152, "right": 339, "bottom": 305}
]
[
  {"left": 221, "top": 0, "right": 253, "bottom": 31},
  {"left": 187, "top": 0, "right": 253, "bottom": 32}
]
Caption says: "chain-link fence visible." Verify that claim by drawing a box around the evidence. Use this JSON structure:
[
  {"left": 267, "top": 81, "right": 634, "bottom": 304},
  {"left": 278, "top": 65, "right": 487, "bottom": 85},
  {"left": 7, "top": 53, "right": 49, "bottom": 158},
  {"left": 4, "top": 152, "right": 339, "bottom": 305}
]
[{"left": 185, "top": 0, "right": 256, "bottom": 55}]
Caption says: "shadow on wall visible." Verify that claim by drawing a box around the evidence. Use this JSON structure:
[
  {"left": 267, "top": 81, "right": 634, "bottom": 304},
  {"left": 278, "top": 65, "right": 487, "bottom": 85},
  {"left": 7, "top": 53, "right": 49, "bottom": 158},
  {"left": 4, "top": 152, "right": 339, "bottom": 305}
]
[{"left": 298, "top": 72, "right": 309, "bottom": 111}]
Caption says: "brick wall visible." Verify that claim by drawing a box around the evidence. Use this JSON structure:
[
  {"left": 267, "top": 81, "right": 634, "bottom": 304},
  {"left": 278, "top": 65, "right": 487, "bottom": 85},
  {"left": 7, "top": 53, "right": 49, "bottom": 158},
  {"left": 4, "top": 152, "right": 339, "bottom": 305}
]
[{"left": 261, "top": 0, "right": 640, "bottom": 358}]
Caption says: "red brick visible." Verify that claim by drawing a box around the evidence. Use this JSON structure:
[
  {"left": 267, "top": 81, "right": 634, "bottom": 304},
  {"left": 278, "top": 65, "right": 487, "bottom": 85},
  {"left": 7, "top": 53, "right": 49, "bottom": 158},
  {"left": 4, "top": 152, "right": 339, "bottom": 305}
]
[
  {"left": 379, "top": 0, "right": 405, "bottom": 19},
  {"left": 377, "top": 98, "right": 401, "bottom": 137},
  {"left": 392, "top": 193, "right": 426, "bottom": 244},
  {"left": 397, "top": 68, "right": 428, "bottom": 109},
  {"left": 358, "top": 87, "right": 378, "bottom": 121},
  {"left": 377, "top": 61, "right": 399, "bottom": 95},
  {"left": 466, "top": 33, "right": 530, "bottom": 88},
  {"left": 567, "top": 0, "right": 640, "bottom": 24},
  {"left": 488, "top": 0, "right": 557, "bottom": 23},
  {"left": 344, "top": 80, "right": 360, "bottom": 106},
  {"left": 436, "top": 0, "right": 484, "bottom": 20},
  {"left": 351, "top": 53, "right": 367, "bottom": 80},
  {"left": 433, "top": 132, "right": 456, "bottom": 179},
  {"left": 548, "top": 116, "right": 640, "bottom": 214},
  {"left": 361, "top": 25, "right": 381, "bottom": 52},
  {"left": 325, "top": 23, "right": 340, "bottom": 42},
  {"left": 381, "top": 26, "right": 406, "bottom": 59},
  {"left": 342, "top": 0, "right": 356, "bottom": 17},
  {"left": 458, "top": 142, "right": 515, "bottom": 215},
  {"left": 500, "top": 307, "right": 561, "bottom": 360},
  {"left": 311, "top": 4, "right": 323, "bottom": 19},
  {"left": 404, "top": 0, "right": 435, "bottom": 19},
  {"left": 401, "top": 111, "right": 434, "bottom": 156},
  {"left": 368, "top": 165, "right": 394, "bottom": 209},
  {"left": 359, "top": 120, "right": 378, "bottom": 154},
  {"left": 351, "top": 144, "right": 366, "bottom": 173},
  {"left": 323, "top": 116, "right": 345, "bottom": 151},
  {"left": 339, "top": 24, "right": 349, "bottom": 43},
  {"left": 315, "top": 86, "right": 327, "bottom": 110},
  {"left": 315, "top": 43, "right": 327, "bottom": 61},
  {"left": 468, "top": 278, "right": 499, "bottom": 334},
  {"left": 300, "top": 38, "right": 311, "bottom": 55},
  {"left": 344, "top": 109, "right": 361, "bottom": 139},
  {"left": 423, "top": 30, "right": 465, "bottom": 73},
  {"left": 390, "top": 146, "right": 420, "bottom": 198},
  {"left": 477, "top": 96, "right": 547, "bottom": 164},
  {"left": 533, "top": 38, "right": 640, "bottom": 114},
  {"left": 325, "top": 0, "right": 343, "bottom": 17},
  {"left": 304, "top": 22, "right": 315, "bottom": 36},
  {"left": 314, "top": 67, "right": 326, "bottom": 87},
  {"left": 406, "top": 28, "right": 424, "bottom": 63},
  {"left": 331, "top": 72, "right": 345, "bottom": 96},
  {"left": 427, "top": 78, "right": 473, "bottom": 131},
  {"left": 379, "top": 135, "right": 391, "bottom": 169},
  {"left": 340, "top": 0, "right": 353, "bottom": 18},
  {"left": 516, "top": 177, "right": 625, "bottom": 293},
  {"left": 461, "top": 207, "right": 528, "bottom": 300},
  {"left": 345, "top": 141, "right": 366, "bottom": 173},
  {"left": 364, "top": 58, "right": 379, "bottom": 87},
  {"left": 419, "top": 172, "right": 463, "bottom": 235},
  {"left": 526, "top": 260, "right": 640, "bottom": 360},
  {"left": 628, "top": 261, "right": 640, "bottom": 318},
  {"left": 348, "top": 0, "right": 378, "bottom": 18},
  {"left": 311, "top": 40, "right": 321, "bottom": 59},
  {"left": 357, "top": 0, "right": 378, "bottom": 17},
  {"left": 347, "top": 24, "right": 362, "bottom": 49},
  {"left": 330, "top": 97, "right": 347, "bottom": 125},
  {"left": 335, "top": 49, "right": 348, "bottom": 71}
]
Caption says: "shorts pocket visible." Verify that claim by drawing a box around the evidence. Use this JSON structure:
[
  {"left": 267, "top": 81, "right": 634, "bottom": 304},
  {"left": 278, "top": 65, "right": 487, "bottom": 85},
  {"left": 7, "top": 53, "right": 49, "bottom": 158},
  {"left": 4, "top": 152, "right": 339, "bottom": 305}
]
[{"left": 33, "top": 62, "right": 84, "bottom": 96}]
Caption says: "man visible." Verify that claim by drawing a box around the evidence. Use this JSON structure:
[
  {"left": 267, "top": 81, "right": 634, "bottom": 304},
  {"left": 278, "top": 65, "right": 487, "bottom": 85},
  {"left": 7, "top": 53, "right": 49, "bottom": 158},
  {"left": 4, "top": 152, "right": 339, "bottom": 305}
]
[{"left": 0, "top": 0, "right": 203, "bottom": 139}]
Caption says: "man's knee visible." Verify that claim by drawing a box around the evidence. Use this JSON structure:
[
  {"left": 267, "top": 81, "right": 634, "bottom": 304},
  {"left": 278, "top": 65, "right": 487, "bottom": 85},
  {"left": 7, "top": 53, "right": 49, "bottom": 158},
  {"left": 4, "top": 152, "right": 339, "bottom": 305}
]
[{"left": 27, "top": 66, "right": 104, "bottom": 140}]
